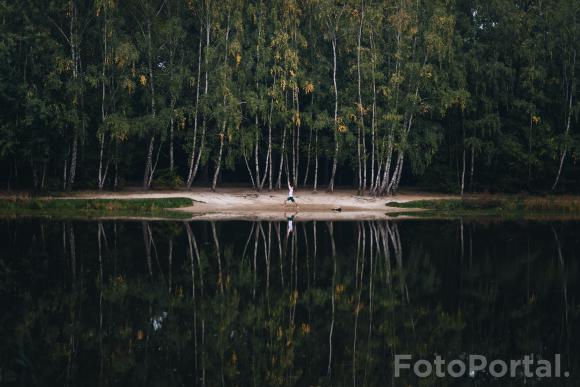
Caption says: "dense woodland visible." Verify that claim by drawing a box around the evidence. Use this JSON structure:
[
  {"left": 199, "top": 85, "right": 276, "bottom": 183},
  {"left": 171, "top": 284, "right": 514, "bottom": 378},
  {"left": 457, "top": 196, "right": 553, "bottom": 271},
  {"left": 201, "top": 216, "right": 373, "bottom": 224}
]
[{"left": 1, "top": 0, "right": 580, "bottom": 193}]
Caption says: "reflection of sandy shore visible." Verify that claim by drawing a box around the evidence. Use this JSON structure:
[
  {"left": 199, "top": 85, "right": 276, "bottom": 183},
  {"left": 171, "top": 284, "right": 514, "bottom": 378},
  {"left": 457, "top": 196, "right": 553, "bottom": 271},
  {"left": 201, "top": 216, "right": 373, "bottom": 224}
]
[{"left": 57, "top": 187, "right": 454, "bottom": 220}]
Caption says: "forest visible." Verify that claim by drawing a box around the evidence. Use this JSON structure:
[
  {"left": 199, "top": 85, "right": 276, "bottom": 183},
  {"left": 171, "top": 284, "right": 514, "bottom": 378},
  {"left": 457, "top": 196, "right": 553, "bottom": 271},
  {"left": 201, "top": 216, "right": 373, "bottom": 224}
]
[{"left": 1, "top": 0, "right": 579, "bottom": 194}]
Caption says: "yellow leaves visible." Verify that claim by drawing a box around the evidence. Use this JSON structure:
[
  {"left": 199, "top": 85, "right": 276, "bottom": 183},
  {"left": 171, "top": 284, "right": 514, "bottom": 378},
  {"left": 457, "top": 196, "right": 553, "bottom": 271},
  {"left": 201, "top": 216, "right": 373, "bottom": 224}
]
[
  {"left": 356, "top": 102, "right": 368, "bottom": 116},
  {"left": 532, "top": 115, "right": 541, "bottom": 125},
  {"left": 426, "top": 13, "right": 455, "bottom": 60},
  {"left": 388, "top": 7, "right": 412, "bottom": 33},
  {"left": 300, "top": 323, "right": 311, "bottom": 336},
  {"left": 179, "top": 117, "right": 186, "bottom": 130},
  {"left": 55, "top": 57, "right": 73, "bottom": 74},
  {"left": 390, "top": 72, "right": 404, "bottom": 86},
  {"left": 280, "top": 79, "right": 287, "bottom": 91},
  {"left": 335, "top": 283, "right": 345, "bottom": 296},
  {"left": 293, "top": 111, "right": 301, "bottom": 127},
  {"left": 289, "top": 69, "right": 296, "bottom": 78},
  {"left": 303, "top": 81, "right": 314, "bottom": 94},
  {"left": 231, "top": 351, "right": 238, "bottom": 366},
  {"left": 124, "top": 78, "right": 135, "bottom": 94},
  {"left": 420, "top": 65, "right": 433, "bottom": 80},
  {"left": 384, "top": 113, "right": 402, "bottom": 122},
  {"left": 290, "top": 290, "right": 298, "bottom": 306},
  {"left": 139, "top": 74, "right": 147, "bottom": 86},
  {"left": 115, "top": 43, "right": 138, "bottom": 70},
  {"left": 337, "top": 116, "right": 348, "bottom": 133},
  {"left": 235, "top": 53, "right": 242, "bottom": 66}
]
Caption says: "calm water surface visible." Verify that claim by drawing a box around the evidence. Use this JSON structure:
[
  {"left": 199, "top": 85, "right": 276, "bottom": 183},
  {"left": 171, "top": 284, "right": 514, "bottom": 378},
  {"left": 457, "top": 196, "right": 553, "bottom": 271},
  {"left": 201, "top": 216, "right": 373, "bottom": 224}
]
[{"left": 0, "top": 218, "right": 578, "bottom": 386}]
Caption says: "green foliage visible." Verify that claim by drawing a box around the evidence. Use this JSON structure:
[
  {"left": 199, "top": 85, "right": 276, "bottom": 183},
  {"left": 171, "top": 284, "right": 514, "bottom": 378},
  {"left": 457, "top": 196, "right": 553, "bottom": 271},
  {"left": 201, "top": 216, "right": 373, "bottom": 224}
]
[
  {"left": 0, "top": 197, "right": 192, "bottom": 218},
  {"left": 152, "top": 168, "right": 184, "bottom": 189},
  {"left": 2, "top": 0, "right": 580, "bottom": 192},
  {"left": 387, "top": 195, "right": 580, "bottom": 215}
]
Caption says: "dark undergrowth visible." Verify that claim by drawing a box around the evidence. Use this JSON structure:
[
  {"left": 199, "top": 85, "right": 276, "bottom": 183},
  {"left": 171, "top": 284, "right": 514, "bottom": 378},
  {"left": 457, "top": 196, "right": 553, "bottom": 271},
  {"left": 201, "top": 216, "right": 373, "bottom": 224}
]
[
  {"left": 0, "top": 197, "right": 192, "bottom": 219},
  {"left": 386, "top": 196, "right": 580, "bottom": 218}
]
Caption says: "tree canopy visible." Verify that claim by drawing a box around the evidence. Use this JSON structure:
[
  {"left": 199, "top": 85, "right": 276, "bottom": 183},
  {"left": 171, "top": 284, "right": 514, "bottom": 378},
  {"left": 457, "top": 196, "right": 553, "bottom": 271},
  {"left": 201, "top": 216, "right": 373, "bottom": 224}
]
[{"left": 1, "top": 0, "right": 580, "bottom": 193}]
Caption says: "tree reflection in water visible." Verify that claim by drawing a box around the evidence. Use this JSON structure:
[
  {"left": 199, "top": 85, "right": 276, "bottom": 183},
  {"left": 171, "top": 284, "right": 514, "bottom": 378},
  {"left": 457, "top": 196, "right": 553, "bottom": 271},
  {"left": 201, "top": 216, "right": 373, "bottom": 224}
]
[{"left": 0, "top": 219, "right": 578, "bottom": 386}]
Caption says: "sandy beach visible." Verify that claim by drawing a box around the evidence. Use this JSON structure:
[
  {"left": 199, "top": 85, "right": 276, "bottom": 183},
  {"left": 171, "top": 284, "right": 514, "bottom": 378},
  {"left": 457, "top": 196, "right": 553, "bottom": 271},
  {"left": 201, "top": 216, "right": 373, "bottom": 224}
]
[{"left": 58, "top": 187, "right": 455, "bottom": 221}]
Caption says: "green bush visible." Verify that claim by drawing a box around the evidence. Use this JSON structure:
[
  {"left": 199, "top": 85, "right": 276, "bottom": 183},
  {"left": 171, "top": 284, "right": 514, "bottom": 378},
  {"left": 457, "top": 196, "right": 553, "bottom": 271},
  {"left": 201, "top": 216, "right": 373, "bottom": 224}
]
[{"left": 152, "top": 169, "right": 184, "bottom": 190}]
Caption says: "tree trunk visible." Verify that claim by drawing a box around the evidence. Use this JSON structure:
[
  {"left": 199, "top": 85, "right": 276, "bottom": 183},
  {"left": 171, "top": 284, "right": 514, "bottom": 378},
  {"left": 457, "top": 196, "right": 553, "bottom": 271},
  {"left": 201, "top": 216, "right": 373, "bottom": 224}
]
[
  {"left": 276, "top": 124, "right": 287, "bottom": 189},
  {"left": 314, "top": 125, "right": 319, "bottom": 192},
  {"left": 143, "top": 21, "right": 157, "bottom": 190},
  {"left": 211, "top": 12, "right": 230, "bottom": 192},
  {"left": 469, "top": 145, "right": 475, "bottom": 192},
  {"left": 552, "top": 50, "right": 576, "bottom": 191},
  {"left": 267, "top": 75, "right": 276, "bottom": 191},
  {"left": 186, "top": 24, "right": 206, "bottom": 188},
  {"left": 97, "top": 133, "right": 109, "bottom": 190},
  {"left": 143, "top": 134, "right": 155, "bottom": 189},
  {"left": 370, "top": 27, "right": 377, "bottom": 194},
  {"left": 244, "top": 153, "right": 256, "bottom": 189},
  {"left": 356, "top": 1, "right": 365, "bottom": 193},
  {"left": 67, "top": 131, "right": 78, "bottom": 191},
  {"left": 527, "top": 113, "right": 533, "bottom": 187},
  {"left": 212, "top": 132, "right": 225, "bottom": 191},
  {"left": 169, "top": 114, "right": 174, "bottom": 171},
  {"left": 328, "top": 36, "right": 339, "bottom": 192},
  {"left": 460, "top": 114, "right": 466, "bottom": 196},
  {"left": 254, "top": 5, "right": 263, "bottom": 191},
  {"left": 98, "top": 8, "right": 108, "bottom": 191},
  {"left": 295, "top": 89, "right": 301, "bottom": 186},
  {"left": 379, "top": 133, "right": 394, "bottom": 195},
  {"left": 66, "top": 0, "right": 79, "bottom": 192},
  {"left": 303, "top": 94, "right": 314, "bottom": 187}
]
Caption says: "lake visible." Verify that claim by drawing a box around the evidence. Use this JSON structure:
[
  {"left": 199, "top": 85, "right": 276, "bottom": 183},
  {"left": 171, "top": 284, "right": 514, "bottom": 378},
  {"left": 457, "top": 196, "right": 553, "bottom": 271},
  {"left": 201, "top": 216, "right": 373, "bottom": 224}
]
[{"left": 0, "top": 218, "right": 578, "bottom": 386}]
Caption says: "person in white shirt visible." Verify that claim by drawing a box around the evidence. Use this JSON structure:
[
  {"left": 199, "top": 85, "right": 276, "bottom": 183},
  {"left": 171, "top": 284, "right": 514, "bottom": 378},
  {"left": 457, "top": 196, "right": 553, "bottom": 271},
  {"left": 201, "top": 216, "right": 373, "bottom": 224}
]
[{"left": 284, "top": 181, "right": 299, "bottom": 209}]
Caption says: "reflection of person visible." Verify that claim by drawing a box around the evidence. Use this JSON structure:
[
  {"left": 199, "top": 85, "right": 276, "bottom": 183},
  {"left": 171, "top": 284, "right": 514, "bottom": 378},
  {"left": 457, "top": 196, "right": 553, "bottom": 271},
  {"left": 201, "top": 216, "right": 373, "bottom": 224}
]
[
  {"left": 284, "top": 181, "right": 299, "bottom": 209},
  {"left": 286, "top": 212, "right": 296, "bottom": 235}
]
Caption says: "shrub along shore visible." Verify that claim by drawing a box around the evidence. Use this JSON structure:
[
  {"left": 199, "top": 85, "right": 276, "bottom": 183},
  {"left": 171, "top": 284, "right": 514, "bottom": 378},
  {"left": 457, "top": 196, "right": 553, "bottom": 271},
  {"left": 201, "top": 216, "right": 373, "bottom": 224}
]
[
  {"left": 387, "top": 196, "right": 580, "bottom": 218},
  {"left": 0, "top": 197, "right": 193, "bottom": 219}
]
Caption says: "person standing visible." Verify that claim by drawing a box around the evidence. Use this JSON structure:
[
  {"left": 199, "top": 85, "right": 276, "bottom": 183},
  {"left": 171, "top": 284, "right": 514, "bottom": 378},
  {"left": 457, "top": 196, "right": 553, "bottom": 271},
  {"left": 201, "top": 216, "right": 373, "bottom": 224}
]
[{"left": 284, "top": 181, "right": 299, "bottom": 209}]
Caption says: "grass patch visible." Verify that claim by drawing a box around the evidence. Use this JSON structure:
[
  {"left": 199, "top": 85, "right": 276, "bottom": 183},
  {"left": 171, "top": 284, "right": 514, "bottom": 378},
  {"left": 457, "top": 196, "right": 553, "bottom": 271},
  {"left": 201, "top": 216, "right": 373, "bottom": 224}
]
[
  {"left": 0, "top": 197, "right": 192, "bottom": 219},
  {"left": 386, "top": 196, "right": 580, "bottom": 218}
]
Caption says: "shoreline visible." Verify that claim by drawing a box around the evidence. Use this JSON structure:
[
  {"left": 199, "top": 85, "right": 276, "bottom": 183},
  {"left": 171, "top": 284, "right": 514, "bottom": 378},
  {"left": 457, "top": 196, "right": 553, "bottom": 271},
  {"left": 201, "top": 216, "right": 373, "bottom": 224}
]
[
  {"left": 0, "top": 188, "right": 454, "bottom": 221},
  {"left": 3, "top": 188, "right": 580, "bottom": 221}
]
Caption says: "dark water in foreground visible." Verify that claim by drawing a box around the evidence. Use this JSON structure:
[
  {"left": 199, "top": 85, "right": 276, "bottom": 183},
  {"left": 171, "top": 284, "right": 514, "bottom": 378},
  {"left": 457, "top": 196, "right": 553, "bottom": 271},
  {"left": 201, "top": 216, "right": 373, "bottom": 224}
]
[{"left": 0, "top": 218, "right": 578, "bottom": 386}]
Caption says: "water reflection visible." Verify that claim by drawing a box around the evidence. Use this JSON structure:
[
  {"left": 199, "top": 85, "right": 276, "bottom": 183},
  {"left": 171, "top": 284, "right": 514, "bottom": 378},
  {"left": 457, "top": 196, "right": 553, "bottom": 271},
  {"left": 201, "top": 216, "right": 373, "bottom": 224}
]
[{"left": 0, "top": 219, "right": 578, "bottom": 386}]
